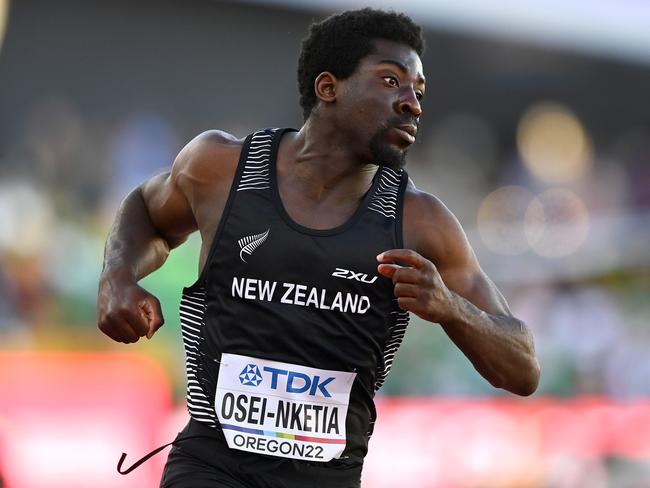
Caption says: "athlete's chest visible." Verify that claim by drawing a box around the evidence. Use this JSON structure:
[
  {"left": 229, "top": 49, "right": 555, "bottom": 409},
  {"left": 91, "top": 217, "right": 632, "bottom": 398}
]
[
  {"left": 275, "top": 176, "right": 378, "bottom": 231},
  {"left": 215, "top": 218, "right": 390, "bottom": 300}
]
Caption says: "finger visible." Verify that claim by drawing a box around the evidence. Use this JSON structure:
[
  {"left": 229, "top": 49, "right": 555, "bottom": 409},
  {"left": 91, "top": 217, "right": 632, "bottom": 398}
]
[
  {"left": 378, "top": 264, "right": 422, "bottom": 285},
  {"left": 102, "top": 316, "right": 136, "bottom": 344},
  {"left": 396, "top": 296, "right": 419, "bottom": 313},
  {"left": 377, "top": 249, "right": 426, "bottom": 268},
  {"left": 391, "top": 267, "right": 421, "bottom": 285},
  {"left": 394, "top": 283, "right": 419, "bottom": 298},
  {"left": 100, "top": 323, "right": 125, "bottom": 343},
  {"left": 140, "top": 297, "right": 164, "bottom": 339},
  {"left": 99, "top": 316, "right": 124, "bottom": 343},
  {"left": 377, "top": 263, "right": 401, "bottom": 279},
  {"left": 119, "top": 306, "right": 150, "bottom": 338},
  {"left": 114, "top": 318, "right": 141, "bottom": 343}
]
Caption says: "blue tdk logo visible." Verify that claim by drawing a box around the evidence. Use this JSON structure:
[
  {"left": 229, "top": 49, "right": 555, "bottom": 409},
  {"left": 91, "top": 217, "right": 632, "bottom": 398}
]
[
  {"left": 263, "top": 366, "right": 335, "bottom": 398},
  {"left": 239, "top": 364, "right": 263, "bottom": 386}
]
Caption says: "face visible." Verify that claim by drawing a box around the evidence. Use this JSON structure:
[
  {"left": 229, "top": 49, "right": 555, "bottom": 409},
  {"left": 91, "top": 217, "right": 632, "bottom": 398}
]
[{"left": 336, "top": 39, "right": 425, "bottom": 170}]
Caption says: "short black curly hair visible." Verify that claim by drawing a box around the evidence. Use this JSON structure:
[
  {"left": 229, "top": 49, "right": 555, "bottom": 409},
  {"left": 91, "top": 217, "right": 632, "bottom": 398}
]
[{"left": 297, "top": 8, "right": 425, "bottom": 120}]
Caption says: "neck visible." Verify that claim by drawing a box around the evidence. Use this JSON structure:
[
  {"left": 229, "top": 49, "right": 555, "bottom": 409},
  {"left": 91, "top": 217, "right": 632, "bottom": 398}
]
[{"left": 278, "top": 116, "right": 377, "bottom": 201}]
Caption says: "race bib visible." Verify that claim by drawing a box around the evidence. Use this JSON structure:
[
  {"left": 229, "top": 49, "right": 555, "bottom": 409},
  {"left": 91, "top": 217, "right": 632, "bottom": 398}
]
[{"left": 215, "top": 353, "right": 356, "bottom": 462}]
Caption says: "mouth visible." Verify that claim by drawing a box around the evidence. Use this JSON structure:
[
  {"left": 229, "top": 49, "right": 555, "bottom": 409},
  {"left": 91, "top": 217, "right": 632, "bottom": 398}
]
[{"left": 393, "top": 124, "right": 417, "bottom": 145}]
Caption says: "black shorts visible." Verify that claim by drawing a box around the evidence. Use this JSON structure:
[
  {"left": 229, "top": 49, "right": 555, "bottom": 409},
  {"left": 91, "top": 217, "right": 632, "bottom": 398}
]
[{"left": 160, "top": 420, "right": 363, "bottom": 488}]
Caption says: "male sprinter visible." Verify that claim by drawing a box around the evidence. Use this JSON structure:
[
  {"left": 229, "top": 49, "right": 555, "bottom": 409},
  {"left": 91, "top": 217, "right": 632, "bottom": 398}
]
[{"left": 98, "top": 8, "right": 540, "bottom": 488}]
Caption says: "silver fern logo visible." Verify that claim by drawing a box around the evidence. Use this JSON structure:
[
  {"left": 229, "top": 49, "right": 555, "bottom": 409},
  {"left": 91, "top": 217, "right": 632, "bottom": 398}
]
[{"left": 238, "top": 229, "right": 270, "bottom": 262}]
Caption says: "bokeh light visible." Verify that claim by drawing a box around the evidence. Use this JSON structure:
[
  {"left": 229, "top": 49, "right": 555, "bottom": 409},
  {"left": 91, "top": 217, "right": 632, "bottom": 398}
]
[
  {"left": 477, "top": 185, "right": 540, "bottom": 255},
  {"left": 525, "top": 188, "right": 590, "bottom": 258},
  {"left": 517, "top": 102, "right": 593, "bottom": 184}
]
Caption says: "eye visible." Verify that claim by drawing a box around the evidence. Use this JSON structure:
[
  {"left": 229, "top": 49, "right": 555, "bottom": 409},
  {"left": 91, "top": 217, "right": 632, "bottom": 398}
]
[
  {"left": 382, "top": 76, "right": 399, "bottom": 88},
  {"left": 415, "top": 91, "right": 424, "bottom": 101}
]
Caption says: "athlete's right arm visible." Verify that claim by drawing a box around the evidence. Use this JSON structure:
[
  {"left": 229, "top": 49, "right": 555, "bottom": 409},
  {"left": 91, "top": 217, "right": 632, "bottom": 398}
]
[{"left": 97, "top": 130, "right": 241, "bottom": 343}]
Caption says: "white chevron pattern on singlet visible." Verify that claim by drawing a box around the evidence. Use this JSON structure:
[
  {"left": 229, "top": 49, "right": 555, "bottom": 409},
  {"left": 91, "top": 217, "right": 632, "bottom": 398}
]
[
  {"left": 236, "top": 130, "right": 277, "bottom": 191},
  {"left": 367, "top": 167, "right": 402, "bottom": 219},
  {"left": 179, "top": 286, "right": 217, "bottom": 427},
  {"left": 368, "top": 308, "right": 410, "bottom": 438},
  {"left": 374, "top": 309, "right": 410, "bottom": 391}
]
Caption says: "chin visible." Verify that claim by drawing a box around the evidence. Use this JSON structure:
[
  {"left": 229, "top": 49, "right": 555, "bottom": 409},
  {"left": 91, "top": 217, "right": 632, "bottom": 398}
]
[{"left": 369, "top": 131, "right": 407, "bottom": 171}]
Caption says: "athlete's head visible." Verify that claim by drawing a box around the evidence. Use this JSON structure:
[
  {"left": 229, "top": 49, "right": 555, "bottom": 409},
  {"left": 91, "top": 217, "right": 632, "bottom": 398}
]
[{"left": 297, "top": 8, "right": 425, "bottom": 170}]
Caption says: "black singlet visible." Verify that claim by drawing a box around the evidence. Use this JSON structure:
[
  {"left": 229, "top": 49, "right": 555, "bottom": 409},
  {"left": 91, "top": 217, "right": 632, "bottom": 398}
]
[{"left": 177, "top": 128, "right": 410, "bottom": 472}]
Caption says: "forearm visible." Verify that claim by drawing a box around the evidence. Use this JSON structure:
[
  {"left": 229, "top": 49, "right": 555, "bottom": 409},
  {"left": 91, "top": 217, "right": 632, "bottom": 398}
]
[
  {"left": 101, "top": 187, "right": 171, "bottom": 281},
  {"left": 440, "top": 293, "right": 540, "bottom": 396}
]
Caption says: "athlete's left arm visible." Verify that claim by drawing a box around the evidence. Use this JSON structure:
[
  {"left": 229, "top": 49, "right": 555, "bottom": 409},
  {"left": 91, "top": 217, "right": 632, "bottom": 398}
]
[{"left": 377, "top": 187, "right": 540, "bottom": 396}]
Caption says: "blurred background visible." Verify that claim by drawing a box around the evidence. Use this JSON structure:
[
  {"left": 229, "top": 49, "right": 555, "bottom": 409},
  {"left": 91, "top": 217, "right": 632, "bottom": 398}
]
[{"left": 0, "top": 0, "right": 649, "bottom": 486}]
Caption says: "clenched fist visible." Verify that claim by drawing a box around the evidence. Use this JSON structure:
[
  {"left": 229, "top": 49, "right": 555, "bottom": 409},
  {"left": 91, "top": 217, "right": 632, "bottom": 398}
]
[{"left": 97, "top": 272, "right": 164, "bottom": 343}]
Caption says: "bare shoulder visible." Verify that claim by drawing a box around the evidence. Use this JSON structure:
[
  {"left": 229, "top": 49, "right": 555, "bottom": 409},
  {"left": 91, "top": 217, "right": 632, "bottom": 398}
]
[
  {"left": 403, "top": 183, "right": 476, "bottom": 268},
  {"left": 185, "top": 129, "right": 243, "bottom": 153},
  {"left": 173, "top": 129, "right": 245, "bottom": 186}
]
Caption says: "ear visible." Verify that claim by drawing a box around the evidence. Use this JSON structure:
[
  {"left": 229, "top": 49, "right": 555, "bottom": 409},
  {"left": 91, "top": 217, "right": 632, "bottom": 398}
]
[{"left": 314, "top": 72, "right": 338, "bottom": 104}]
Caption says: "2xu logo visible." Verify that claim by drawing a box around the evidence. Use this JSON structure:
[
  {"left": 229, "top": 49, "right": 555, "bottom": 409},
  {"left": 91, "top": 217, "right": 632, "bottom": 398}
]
[
  {"left": 332, "top": 267, "right": 378, "bottom": 284},
  {"left": 239, "top": 364, "right": 335, "bottom": 398}
]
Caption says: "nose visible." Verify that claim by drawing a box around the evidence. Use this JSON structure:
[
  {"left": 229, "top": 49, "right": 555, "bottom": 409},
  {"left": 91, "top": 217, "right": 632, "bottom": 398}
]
[{"left": 397, "top": 87, "right": 422, "bottom": 118}]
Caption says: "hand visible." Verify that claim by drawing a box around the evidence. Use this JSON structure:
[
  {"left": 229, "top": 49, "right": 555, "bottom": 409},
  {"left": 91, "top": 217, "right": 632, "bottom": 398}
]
[
  {"left": 377, "top": 249, "right": 456, "bottom": 324},
  {"left": 97, "top": 272, "right": 164, "bottom": 343}
]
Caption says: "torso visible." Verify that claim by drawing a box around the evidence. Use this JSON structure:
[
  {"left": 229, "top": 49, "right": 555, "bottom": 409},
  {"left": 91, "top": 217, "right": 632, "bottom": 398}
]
[{"left": 178, "top": 128, "right": 411, "bottom": 466}]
